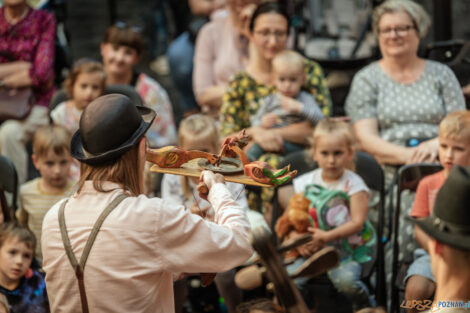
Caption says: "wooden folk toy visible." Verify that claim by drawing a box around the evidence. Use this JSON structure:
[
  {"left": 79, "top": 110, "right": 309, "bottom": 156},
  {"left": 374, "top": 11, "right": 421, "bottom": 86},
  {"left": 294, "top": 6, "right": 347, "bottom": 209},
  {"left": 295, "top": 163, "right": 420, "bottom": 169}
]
[{"left": 146, "top": 129, "right": 297, "bottom": 187}]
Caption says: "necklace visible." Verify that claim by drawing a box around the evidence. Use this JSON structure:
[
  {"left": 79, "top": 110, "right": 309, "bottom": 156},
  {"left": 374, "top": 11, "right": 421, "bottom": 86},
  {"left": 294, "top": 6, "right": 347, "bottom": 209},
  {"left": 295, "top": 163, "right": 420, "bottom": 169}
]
[{"left": 4, "top": 6, "right": 29, "bottom": 25}]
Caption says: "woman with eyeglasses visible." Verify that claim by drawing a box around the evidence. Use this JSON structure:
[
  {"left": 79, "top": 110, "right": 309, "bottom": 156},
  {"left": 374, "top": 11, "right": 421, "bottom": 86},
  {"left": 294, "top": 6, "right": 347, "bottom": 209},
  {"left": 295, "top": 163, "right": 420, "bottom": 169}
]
[
  {"left": 219, "top": 2, "right": 331, "bottom": 213},
  {"left": 346, "top": 1, "right": 465, "bottom": 312},
  {"left": 0, "top": 0, "right": 56, "bottom": 185},
  {"left": 346, "top": 0, "right": 465, "bottom": 167}
]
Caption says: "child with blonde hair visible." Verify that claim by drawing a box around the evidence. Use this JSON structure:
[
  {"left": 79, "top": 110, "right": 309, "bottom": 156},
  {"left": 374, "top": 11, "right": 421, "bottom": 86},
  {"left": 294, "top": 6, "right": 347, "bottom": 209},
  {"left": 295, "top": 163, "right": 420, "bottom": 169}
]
[
  {"left": 0, "top": 223, "right": 48, "bottom": 312},
  {"left": 405, "top": 110, "right": 470, "bottom": 313},
  {"left": 289, "top": 119, "right": 372, "bottom": 310},
  {"left": 17, "top": 125, "right": 75, "bottom": 262},
  {"left": 162, "top": 114, "right": 266, "bottom": 313},
  {"left": 50, "top": 59, "right": 106, "bottom": 133},
  {"left": 248, "top": 50, "right": 324, "bottom": 160}
]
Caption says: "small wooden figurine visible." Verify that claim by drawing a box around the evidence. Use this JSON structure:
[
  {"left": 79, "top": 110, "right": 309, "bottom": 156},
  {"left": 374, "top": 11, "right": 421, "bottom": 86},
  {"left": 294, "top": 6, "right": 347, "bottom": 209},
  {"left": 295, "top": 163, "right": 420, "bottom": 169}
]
[{"left": 146, "top": 146, "right": 219, "bottom": 168}]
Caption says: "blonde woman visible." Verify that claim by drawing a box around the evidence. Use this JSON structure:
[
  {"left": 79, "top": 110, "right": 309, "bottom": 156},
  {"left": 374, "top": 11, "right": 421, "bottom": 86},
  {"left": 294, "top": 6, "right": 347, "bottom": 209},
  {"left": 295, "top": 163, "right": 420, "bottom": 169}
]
[{"left": 346, "top": 0, "right": 465, "bottom": 167}]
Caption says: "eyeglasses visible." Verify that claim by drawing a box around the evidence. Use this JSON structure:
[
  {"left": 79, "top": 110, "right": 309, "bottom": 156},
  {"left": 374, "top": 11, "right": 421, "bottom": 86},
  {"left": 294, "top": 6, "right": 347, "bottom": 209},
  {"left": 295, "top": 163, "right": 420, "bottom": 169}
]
[
  {"left": 254, "top": 30, "right": 287, "bottom": 41},
  {"left": 378, "top": 25, "right": 415, "bottom": 38},
  {"left": 114, "top": 21, "right": 142, "bottom": 34}
]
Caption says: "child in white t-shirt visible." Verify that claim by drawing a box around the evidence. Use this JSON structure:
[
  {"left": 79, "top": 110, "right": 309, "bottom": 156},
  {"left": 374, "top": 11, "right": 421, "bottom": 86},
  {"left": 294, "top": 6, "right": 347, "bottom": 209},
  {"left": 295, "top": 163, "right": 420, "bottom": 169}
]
[{"left": 289, "top": 119, "right": 372, "bottom": 310}]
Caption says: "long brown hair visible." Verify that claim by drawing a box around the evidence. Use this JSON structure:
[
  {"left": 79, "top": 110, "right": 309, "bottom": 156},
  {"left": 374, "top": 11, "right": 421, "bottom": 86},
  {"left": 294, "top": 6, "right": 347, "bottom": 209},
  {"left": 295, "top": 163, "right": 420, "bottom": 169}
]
[{"left": 77, "top": 143, "right": 142, "bottom": 196}]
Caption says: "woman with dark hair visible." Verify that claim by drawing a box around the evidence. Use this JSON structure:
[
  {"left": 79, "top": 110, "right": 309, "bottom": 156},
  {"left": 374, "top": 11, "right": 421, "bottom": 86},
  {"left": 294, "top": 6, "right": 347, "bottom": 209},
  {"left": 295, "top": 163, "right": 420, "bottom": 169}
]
[
  {"left": 219, "top": 2, "right": 331, "bottom": 211},
  {"left": 41, "top": 94, "right": 252, "bottom": 312},
  {"left": 0, "top": 0, "right": 56, "bottom": 185}
]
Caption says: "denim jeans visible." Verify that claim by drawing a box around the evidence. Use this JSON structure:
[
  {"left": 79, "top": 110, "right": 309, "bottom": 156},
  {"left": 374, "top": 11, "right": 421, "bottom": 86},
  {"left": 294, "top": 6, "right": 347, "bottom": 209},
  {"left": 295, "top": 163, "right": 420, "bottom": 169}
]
[{"left": 287, "top": 257, "right": 371, "bottom": 310}]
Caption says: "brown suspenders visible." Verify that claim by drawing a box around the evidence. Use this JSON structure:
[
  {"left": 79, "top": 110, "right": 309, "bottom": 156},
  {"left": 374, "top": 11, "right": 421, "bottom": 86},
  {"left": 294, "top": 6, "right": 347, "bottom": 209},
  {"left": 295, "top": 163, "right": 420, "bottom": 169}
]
[{"left": 58, "top": 194, "right": 129, "bottom": 313}]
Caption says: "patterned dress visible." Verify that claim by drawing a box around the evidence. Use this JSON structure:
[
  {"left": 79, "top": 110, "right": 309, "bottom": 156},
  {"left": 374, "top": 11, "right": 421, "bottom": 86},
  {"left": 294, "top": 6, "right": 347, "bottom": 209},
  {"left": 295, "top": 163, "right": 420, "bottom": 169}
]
[
  {"left": 345, "top": 60, "right": 465, "bottom": 288},
  {"left": 219, "top": 59, "right": 331, "bottom": 212},
  {"left": 220, "top": 59, "right": 331, "bottom": 137}
]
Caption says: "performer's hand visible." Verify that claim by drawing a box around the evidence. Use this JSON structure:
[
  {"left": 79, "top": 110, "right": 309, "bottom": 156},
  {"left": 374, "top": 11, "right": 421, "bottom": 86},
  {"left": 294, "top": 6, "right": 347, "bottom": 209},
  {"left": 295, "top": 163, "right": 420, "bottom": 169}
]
[{"left": 198, "top": 171, "right": 225, "bottom": 199}]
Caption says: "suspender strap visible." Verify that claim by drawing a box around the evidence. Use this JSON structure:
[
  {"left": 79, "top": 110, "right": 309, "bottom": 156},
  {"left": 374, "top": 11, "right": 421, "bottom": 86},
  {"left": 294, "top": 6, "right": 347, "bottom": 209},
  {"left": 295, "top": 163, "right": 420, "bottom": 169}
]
[{"left": 58, "top": 193, "right": 129, "bottom": 313}]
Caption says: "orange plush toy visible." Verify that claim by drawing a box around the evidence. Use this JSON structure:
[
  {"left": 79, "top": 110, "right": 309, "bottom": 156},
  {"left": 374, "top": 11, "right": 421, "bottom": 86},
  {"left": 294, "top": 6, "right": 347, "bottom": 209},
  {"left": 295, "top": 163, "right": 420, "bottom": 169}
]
[
  {"left": 275, "top": 193, "right": 313, "bottom": 259},
  {"left": 275, "top": 193, "right": 312, "bottom": 238}
]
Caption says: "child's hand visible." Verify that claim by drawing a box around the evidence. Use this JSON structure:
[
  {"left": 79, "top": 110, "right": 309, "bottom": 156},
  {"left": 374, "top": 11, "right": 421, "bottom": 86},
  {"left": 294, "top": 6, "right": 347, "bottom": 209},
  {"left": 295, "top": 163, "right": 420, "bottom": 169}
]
[
  {"left": 280, "top": 95, "right": 303, "bottom": 114},
  {"left": 261, "top": 113, "right": 280, "bottom": 128},
  {"left": 309, "top": 227, "right": 328, "bottom": 251},
  {"left": 286, "top": 230, "right": 319, "bottom": 258}
]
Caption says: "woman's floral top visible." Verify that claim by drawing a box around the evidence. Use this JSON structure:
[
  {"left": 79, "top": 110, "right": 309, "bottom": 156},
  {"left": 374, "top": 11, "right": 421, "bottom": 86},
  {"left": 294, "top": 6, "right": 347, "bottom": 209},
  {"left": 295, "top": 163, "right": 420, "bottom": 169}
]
[
  {"left": 0, "top": 6, "right": 56, "bottom": 107},
  {"left": 220, "top": 58, "right": 331, "bottom": 137}
]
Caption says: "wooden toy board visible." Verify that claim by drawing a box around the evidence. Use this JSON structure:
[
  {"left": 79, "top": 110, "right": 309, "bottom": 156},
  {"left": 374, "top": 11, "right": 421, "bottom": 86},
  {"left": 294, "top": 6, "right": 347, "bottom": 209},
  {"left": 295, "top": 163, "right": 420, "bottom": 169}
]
[{"left": 150, "top": 159, "right": 274, "bottom": 188}]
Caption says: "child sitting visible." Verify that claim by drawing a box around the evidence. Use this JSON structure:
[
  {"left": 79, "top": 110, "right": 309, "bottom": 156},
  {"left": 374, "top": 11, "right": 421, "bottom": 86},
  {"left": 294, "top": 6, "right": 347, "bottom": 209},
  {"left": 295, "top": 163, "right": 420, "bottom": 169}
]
[
  {"left": 17, "top": 125, "right": 75, "bottom": 263},
  {"left": 162, "top": 114, "right": 267, "bottom": 313},
  {"left": 405, "top": 111, "right": 470, "bottom": 313},
  {"left": 0, "top": 222, "right": 48, "bottom": 312},
  {"left": 50, "top": 59, "right": 106, "bottom": 133},
  {"left": 289, "top": 119, "right": 371, "bottom": 310},
  {"left": 247, "top": 50, "right": 324, "bottom": 160}
]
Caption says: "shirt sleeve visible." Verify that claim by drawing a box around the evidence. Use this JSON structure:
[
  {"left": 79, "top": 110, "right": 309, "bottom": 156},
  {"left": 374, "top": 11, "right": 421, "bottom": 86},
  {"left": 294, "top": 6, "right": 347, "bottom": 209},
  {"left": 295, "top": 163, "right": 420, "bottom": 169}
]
[
  {"left": 345, "top": 67, "right": 378, "bottom": 122},
  {"left": 299, "top": 92, "right": 325, "bottom": 125},
  {"left": 50, "top": 102, "right": 67, "bottom": 126},
  {"left": 157, "top": 183, "right": 253, "bottom": 273},
  {"left": 29, "top": 12, "right": 56, "bottom": 89},
  {"left": 251, "top": 94, "right": 277, "bottom": 127},
  {"left": 439, "top": 63, "right": 466, "bottom": 113},
  {"left": 219, "top": 74, "right": 249, "bottom": 137},
  {"left": 346, "top": 171, "right": 370, "bottom": 196},
  {"left": 410, "top": 177, "right": 431, "bottom": 218},
  {"left": 193, "top": 23, "right": 216, "bottom": 100},
  {"left": 303, "top": 59, "right": 332, "bottom": 117}
]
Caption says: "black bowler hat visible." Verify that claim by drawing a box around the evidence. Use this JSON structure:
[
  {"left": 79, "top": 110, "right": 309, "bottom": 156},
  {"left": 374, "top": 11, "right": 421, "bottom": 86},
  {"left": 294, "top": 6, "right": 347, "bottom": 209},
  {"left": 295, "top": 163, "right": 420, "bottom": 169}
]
[
  {"left": 70, "top": 94, "right": 156, "bottom": 165},
  {"left": 413, "top": 166, "right": 470, "bottom": 251}
]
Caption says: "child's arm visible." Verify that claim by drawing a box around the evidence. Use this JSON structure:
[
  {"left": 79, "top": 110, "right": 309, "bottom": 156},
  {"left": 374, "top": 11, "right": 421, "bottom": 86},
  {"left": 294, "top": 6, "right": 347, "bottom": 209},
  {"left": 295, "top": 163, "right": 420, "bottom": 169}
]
[
  {"left": 414, "top": 225, "right": 430, "bottom": 252},
  {"left": 15, "top": 194, "right": 29, "bottom": 225},
  {"left": 280, "top": 93, "right": 324, "bottom": 125},
  {"left": 310, "top": 190, "right": 368, "bottom": 249},
  {"left": 410, "top": 175, "right": 434, "bottom": 251},
  {"left": 260, "top": 113, "right": 281, "bottom": 129},
  {"left": 16, "top": 207, "right": 29, "bottom": 225}
]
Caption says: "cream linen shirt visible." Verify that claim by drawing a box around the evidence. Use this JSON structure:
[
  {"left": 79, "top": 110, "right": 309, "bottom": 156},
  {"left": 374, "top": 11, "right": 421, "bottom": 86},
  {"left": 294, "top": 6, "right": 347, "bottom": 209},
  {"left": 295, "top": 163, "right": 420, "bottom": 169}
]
[{"left": 42, "top": 181, "right": 253, "bottom": 313}]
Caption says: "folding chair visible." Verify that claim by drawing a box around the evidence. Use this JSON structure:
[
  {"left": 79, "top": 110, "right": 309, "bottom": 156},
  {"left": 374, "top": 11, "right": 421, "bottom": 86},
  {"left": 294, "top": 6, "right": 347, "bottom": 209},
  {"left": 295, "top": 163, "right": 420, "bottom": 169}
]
[
  {"left": 355, "top": 151, "right": 386, "bottom": 307},
  {"left": 390, "top": 163, "right": 443, "bottom": 313},
  {"left": 0, "top": 155, "right": 18, "bottom": 214}
]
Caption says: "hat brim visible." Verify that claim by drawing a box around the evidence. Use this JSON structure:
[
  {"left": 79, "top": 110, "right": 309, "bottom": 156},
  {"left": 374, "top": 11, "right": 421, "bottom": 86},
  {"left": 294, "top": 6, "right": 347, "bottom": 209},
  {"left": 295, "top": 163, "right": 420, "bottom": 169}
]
[
  {"left": 71, "top": 106, "right": 156, "bottom": 165},
  {"left": 410, "top": 216, "right": 470, "bottom": 251}
]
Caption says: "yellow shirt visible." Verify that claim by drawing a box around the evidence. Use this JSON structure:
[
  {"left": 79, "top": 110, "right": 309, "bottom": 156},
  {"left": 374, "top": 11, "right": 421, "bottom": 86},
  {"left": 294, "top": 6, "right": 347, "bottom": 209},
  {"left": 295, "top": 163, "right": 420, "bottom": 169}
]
[{"left": 18, "top": 178, "right": 75, "bottom": 260}]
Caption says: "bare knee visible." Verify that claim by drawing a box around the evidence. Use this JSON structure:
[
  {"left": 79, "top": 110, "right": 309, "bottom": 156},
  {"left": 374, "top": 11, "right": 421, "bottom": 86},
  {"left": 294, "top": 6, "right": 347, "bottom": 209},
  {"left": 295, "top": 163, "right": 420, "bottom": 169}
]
[
  {"left": 406, "top": 275, "right": 435, "bottom": 299},
  {"left": 405, "top": 275, "right": 435, "bottom": 312}
]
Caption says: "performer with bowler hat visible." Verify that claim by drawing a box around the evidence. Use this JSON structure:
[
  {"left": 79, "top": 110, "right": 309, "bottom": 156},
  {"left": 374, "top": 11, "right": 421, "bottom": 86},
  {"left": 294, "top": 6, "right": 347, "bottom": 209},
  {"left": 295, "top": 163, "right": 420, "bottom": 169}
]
[{"left": 41, "top": 94, "right": 253, "bottom": 313}]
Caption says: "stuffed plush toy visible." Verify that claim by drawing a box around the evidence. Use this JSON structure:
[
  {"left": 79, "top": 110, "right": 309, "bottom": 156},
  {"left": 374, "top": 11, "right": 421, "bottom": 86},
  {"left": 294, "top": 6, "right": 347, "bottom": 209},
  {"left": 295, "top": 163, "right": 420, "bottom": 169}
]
[{"left": 275, "top": 193, "right": 312, "bottom": 238}]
